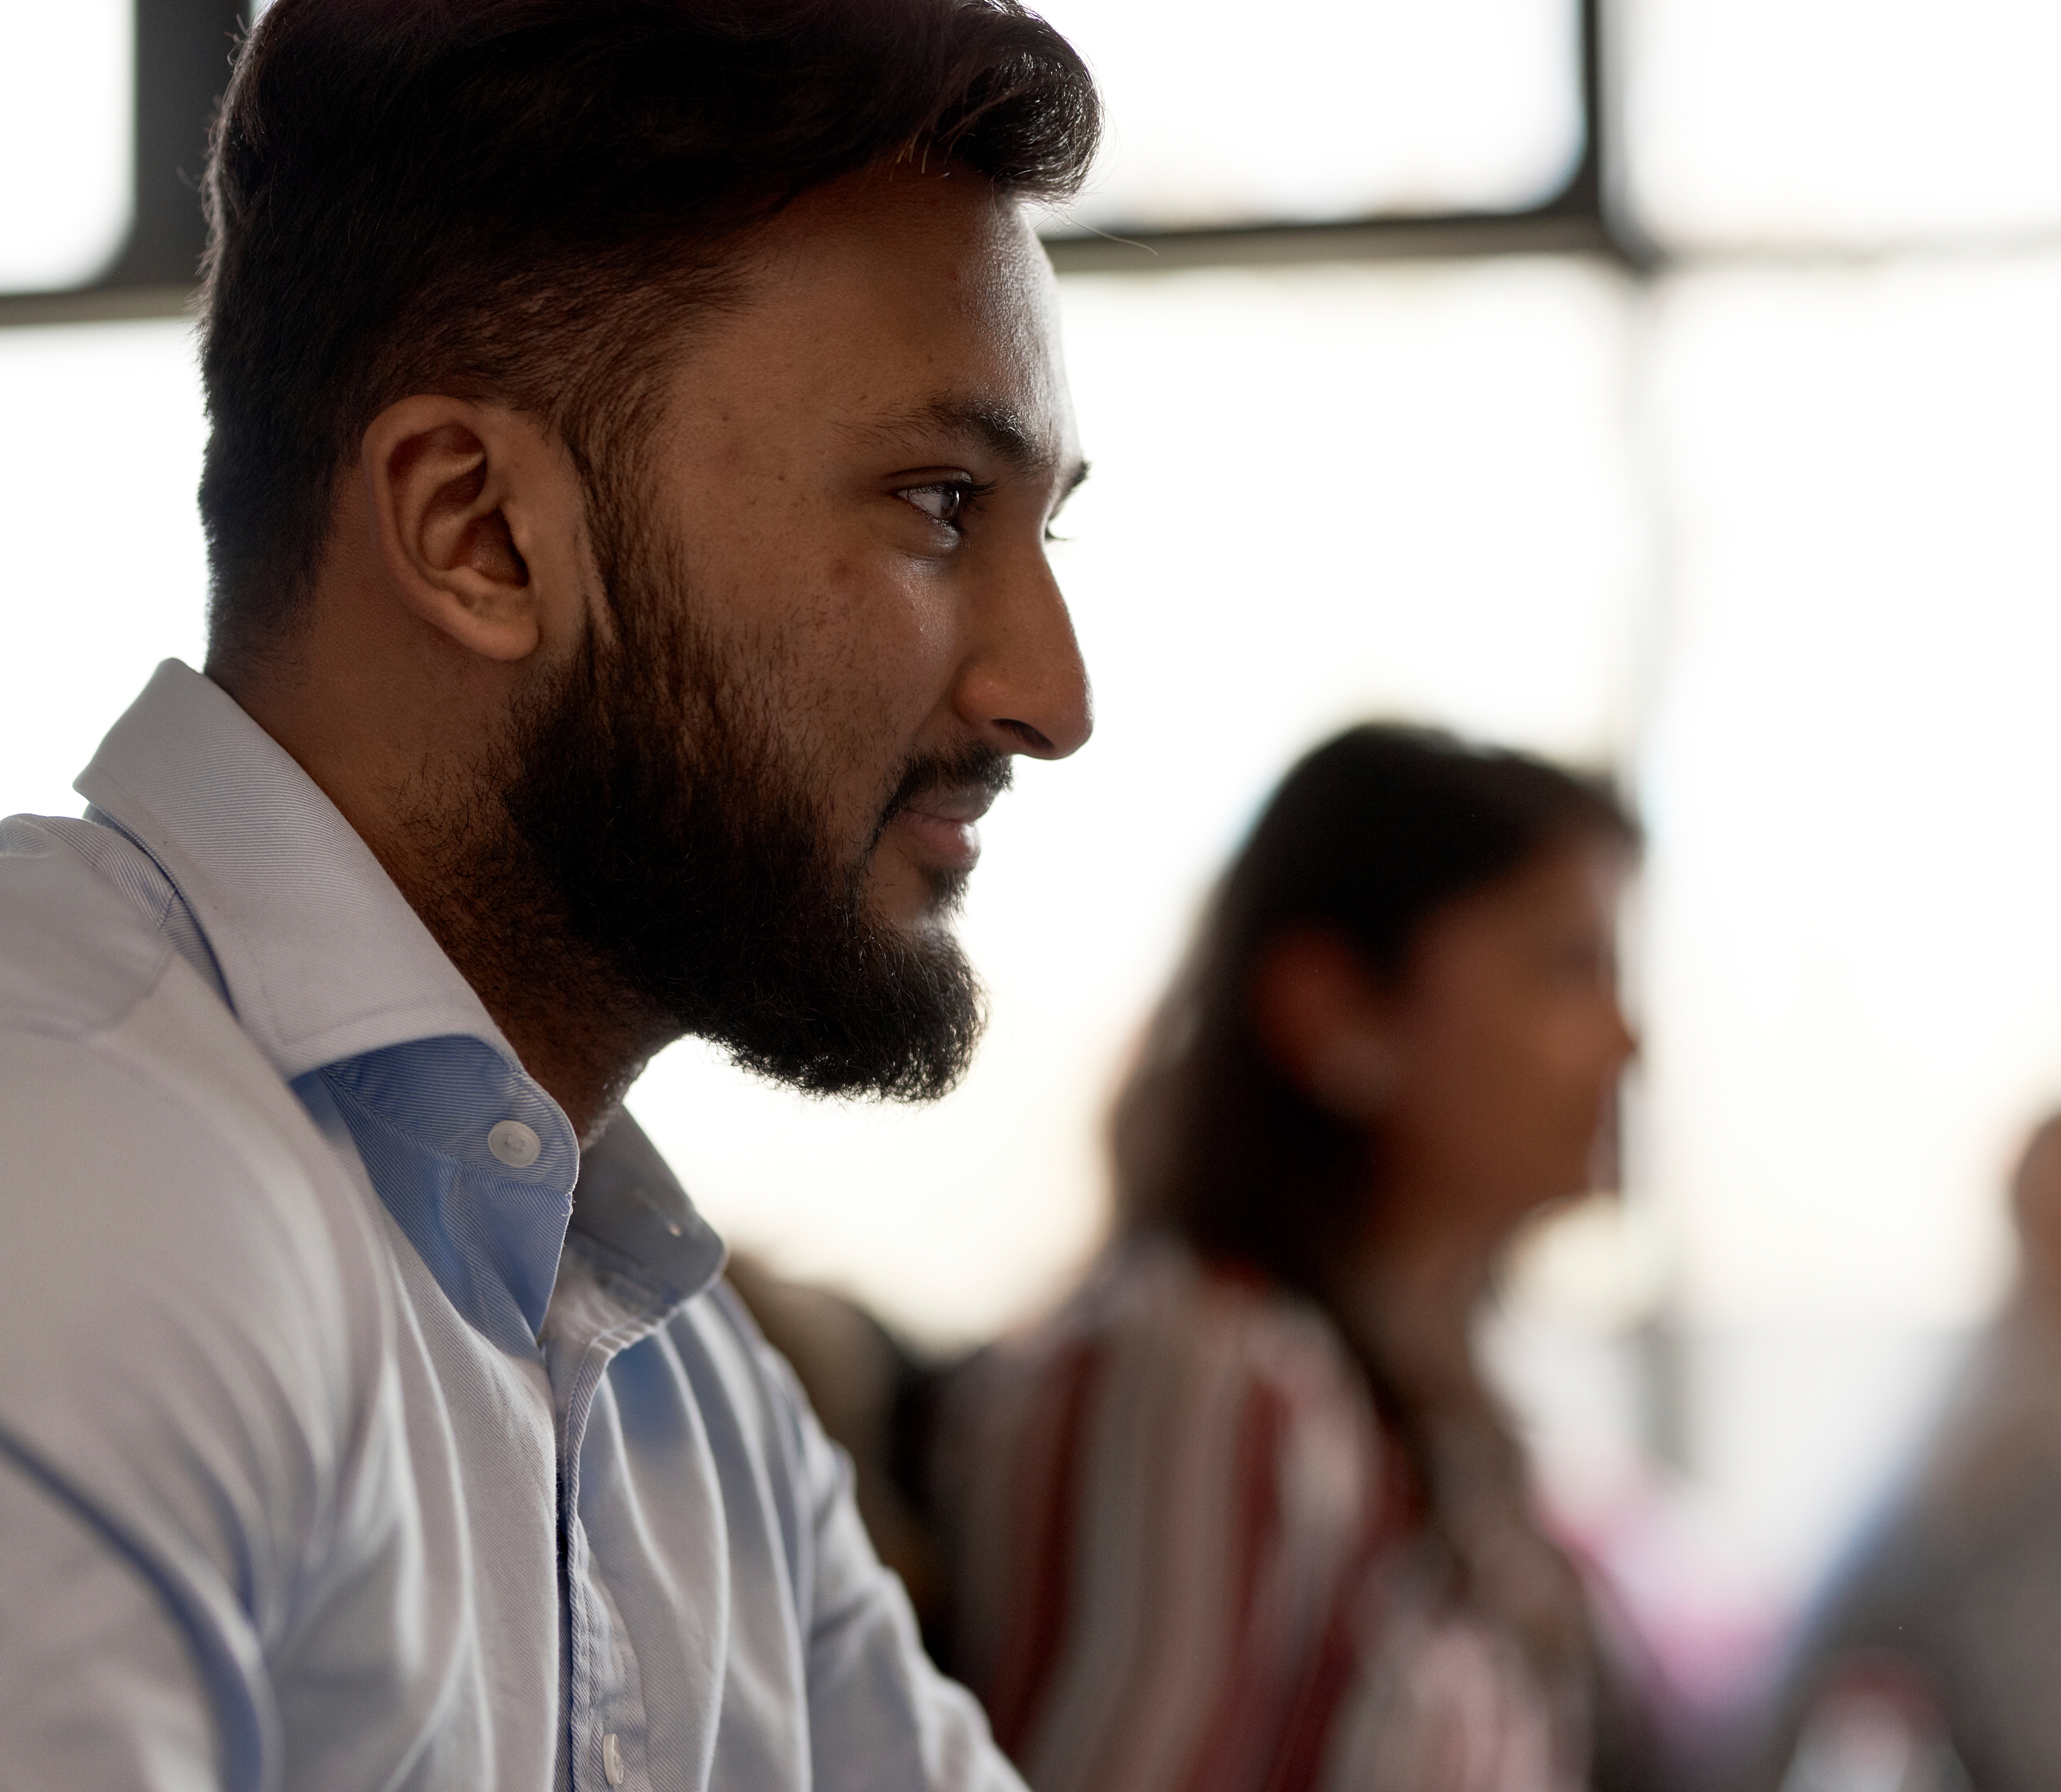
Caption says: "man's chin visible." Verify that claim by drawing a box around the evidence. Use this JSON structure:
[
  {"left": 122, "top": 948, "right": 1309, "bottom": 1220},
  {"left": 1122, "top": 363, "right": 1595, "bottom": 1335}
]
[
  {"left": 861, "top": 862, "right": 971, "bottom": 935},
  {"left": 702, "top": 915, "right": 986, "bottom": 1104},
  {"left": 917, "top": 864, "right": 971, "bottom": 920}
]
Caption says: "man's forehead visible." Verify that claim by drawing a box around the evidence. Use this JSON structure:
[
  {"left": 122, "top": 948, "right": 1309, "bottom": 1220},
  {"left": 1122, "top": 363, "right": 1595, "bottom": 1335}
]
[
  {"left": 751, "top": 168, "right": 1064, "bottom": 360},
  {"left": 673, "top": 173, "right": 1081, "bottom": 477},
  {"left": 751, "top": 164, "right": 1045, "bottom": 296}
]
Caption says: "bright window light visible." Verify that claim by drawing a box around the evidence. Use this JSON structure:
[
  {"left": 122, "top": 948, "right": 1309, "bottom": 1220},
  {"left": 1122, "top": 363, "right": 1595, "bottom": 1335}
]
[
  {"left": 1627, "top": 0, "right": 2061, "bottom": 250},
  {"left": 0, "top": 320, "right": 210, "bottom": 813},
  {"left": 1641, "top": 251, "right": 2061, "bottom": 1337},
  {"left": 0, "top": 0, "right": 134, "bottom": 292},
  {"left": 1031, "top": 0, "right": 1583, "bottom": 232}
]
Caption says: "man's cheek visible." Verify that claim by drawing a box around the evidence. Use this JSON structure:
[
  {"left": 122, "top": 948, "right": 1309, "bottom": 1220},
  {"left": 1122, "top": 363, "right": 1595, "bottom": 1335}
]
[{"left": 848, "top": 660, "right": 943, "bottom": 780}]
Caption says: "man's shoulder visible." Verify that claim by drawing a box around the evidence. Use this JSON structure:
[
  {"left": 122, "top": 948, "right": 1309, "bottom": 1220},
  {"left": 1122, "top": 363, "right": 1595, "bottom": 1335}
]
[
  {"left": 0, "top": 813, "right": 181, "bottom": 1041},
  {"left": 0, "top": 809, "right": 393, "bottom": 1417},
  {"left": 1, "top": 817, "right": 400, "bottom": 1593}
]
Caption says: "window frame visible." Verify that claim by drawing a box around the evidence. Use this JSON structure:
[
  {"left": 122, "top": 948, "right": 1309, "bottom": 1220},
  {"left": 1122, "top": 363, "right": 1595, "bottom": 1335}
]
[{"left": 0, "top": 0, "right": 1640, "bottom": 328}]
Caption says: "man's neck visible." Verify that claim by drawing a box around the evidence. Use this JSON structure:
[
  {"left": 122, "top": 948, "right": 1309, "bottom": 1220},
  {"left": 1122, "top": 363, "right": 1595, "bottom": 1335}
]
[
  {"left": 221, "top": 660, "right": 672, "bottom": 1145},
  {"left": 379, "top": 802, "right": 677, "bottom": 1147}
]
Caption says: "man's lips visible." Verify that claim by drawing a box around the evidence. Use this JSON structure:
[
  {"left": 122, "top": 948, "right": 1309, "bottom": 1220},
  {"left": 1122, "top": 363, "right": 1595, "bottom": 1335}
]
[{"left": 890, "top": 784, "right": 998, "bottom": 872}]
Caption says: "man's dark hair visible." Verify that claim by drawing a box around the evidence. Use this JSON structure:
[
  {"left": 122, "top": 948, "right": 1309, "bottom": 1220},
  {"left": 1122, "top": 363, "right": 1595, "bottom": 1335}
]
[{"left": 198, "top": 0, "right": 1099, "bottom": 670}]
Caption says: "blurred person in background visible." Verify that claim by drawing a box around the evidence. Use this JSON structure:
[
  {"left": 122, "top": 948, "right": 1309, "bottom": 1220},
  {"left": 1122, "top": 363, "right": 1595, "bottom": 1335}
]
[
  {"left": 930, "top": 724, "right": 1654, "bottom": 1792},
  {"left": 1754, "top": 1112, "right": 2061, "bottom": 1792}
]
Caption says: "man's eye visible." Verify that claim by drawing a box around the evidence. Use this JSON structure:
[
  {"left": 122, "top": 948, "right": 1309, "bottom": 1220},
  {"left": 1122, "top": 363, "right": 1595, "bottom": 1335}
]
[{"left": 898, "top": 482, "right": 968, "bottom": 528}]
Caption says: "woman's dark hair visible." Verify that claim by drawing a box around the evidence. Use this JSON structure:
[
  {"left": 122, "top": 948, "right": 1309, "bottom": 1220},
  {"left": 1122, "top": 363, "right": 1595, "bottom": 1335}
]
[
  {"left": 197, "top": 0, "right": 1099, "bottom": 672},
  {"left": 1111, "top": 722, "right": 1640, "bottom": 1769}
]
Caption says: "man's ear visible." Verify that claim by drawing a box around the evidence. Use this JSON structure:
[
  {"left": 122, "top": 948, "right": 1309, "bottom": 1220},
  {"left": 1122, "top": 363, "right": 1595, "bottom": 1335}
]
[{"left": 360, "top": 394, "right": 576, "bottom": 663}]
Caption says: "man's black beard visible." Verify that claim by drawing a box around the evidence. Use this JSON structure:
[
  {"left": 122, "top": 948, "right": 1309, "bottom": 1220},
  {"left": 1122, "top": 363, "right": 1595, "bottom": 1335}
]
[{"left": 493, "top": 505, "right": 998, "bottom": 1103}]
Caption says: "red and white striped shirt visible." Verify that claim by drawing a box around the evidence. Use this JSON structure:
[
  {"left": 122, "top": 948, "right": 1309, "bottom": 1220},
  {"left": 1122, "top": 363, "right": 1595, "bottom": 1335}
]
[{"left": 936, "top": 1238, "right": 1573, "bottom": 1792}]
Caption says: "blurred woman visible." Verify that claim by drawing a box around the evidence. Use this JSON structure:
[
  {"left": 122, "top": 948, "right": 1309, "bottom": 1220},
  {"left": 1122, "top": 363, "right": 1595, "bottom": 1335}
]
[{"left": 933, "top": 724, "right": 1645, "bottom": 1792}]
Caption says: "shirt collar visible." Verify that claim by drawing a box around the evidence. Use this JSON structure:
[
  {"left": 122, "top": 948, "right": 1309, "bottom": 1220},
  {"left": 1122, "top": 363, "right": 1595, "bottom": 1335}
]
[
  {"left": 76, "top": 659, "right": 516, "bottom": 1085},
  {"left": 75, "top": 660, "right": 727, "bottom": 1309},
  {"left": 571, "top": 1112, "right": 727, "bottom": 1310}
]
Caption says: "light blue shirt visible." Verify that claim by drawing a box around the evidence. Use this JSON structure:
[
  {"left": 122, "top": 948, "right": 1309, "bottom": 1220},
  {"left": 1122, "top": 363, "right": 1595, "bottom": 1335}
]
[{"left": 0, "top": 661, "right": 1019, "bottom": 1792}]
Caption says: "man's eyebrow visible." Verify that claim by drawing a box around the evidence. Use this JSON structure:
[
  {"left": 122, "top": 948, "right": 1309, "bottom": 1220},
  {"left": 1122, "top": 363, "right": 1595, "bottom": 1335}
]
[{"left": 870, "top": 395, "right": 1063, "bottom": 478}]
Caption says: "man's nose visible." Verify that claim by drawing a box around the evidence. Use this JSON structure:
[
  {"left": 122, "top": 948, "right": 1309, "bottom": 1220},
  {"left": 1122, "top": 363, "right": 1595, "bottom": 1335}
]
[{"left": 956, "top": 553, "right": 1093, "bottom": 760}]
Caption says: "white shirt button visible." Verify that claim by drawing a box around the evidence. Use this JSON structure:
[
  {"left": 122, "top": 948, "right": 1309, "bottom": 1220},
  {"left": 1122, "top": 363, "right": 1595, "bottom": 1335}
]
[
  {"left": 487, "top": 1119, "right": 541, "bottom": 1169},
  {"left": 601, "top": 1731, "right": 626, "bottom": 1785}
]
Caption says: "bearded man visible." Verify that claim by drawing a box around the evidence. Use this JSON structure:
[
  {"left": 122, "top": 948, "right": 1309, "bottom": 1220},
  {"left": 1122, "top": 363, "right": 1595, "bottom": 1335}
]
[{"left": 0, "top": 2, "right": 1097, "bottom": 1785}]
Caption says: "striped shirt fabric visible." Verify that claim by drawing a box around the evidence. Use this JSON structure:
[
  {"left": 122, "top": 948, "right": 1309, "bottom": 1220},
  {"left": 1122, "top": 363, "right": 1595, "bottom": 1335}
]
[{"left": 935, "top": 1238, "right": 1572, "bottom": 1792}]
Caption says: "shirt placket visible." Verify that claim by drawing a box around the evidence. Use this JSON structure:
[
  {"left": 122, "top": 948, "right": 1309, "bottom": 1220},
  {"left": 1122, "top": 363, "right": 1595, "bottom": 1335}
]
[{"left": 547, "top": 1268, "right": 680, "bottom": 1792}]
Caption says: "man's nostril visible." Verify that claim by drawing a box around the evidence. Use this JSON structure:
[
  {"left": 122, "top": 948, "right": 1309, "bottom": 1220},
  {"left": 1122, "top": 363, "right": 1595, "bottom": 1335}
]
[{"left": 997, "top": 718, "right": 1055, "bottom": 755}]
